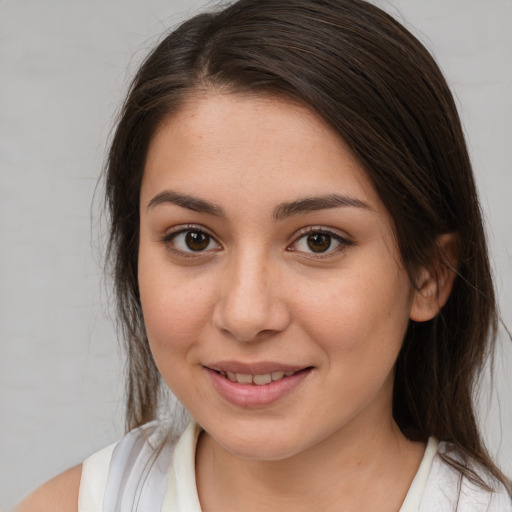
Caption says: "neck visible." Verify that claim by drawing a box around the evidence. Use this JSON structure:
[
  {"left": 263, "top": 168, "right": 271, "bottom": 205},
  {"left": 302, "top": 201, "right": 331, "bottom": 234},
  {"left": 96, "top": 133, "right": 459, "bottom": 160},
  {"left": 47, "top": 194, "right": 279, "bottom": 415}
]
[{"left": 195, "top": 406, "right": 425, "bottom": 512}]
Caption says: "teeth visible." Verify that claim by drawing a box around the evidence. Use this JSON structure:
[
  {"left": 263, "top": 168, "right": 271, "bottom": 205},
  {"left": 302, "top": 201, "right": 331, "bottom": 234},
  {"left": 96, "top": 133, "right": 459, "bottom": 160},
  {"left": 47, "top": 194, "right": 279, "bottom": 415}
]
[
  {"left": 222, "top": 370, "right": 297, "bottom": 385},
  {"left": 253, "top": 373, "right": 272, "bottom": 385},
  {"left": 235, "top": 373, "right": 253, "bottom": 384}
]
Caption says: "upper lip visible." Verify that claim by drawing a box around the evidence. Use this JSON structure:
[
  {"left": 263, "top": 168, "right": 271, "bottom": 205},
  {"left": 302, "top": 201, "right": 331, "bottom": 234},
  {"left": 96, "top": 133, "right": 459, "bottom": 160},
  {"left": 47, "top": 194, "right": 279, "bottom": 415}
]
[{"left": 205, "top": 361, "right": 311, "bottom": 375}]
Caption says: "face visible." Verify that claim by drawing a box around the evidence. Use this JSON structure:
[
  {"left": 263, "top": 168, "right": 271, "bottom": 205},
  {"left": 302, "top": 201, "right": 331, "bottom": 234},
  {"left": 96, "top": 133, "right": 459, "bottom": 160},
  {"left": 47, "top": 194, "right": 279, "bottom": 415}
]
[{"left": 138, "top": 93, "right": 418, "bottom": 461}]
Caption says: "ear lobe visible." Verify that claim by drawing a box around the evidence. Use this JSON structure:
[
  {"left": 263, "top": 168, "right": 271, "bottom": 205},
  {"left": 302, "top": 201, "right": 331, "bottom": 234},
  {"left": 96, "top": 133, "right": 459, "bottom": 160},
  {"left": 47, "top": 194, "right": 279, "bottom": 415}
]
[{"left": 410, "top": 233, "right": 459, "bottom": 322}]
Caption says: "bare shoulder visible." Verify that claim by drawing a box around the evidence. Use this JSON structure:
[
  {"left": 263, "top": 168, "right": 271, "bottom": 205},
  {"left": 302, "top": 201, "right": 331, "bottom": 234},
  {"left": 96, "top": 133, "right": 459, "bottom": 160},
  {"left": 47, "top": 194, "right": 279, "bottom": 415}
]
[{"left": 14, "top": 464, "right": 82, "bottom": 512}]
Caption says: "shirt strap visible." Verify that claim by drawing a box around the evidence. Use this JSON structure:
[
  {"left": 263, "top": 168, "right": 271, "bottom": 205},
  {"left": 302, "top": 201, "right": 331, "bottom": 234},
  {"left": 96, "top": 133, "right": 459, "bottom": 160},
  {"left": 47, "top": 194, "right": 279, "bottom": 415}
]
[
  {"left": 400, "top": 437, "right": 439, "bottom": 512},
  {"left": 78, "top": 442, "right": 116, "bottom": 512}
]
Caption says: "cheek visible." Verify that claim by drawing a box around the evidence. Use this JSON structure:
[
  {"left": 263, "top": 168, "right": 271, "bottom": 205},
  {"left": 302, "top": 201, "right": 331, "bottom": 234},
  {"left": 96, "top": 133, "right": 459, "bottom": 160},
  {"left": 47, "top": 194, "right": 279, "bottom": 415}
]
[
  {"left": 142, "top": 294, "right": 198, "bottom": 350},
  {"left": 293, "top": 264, "right": 412, "bottom": 361},
  {"left": 138, "top": 249, "right": 214, "bottom": 360}
]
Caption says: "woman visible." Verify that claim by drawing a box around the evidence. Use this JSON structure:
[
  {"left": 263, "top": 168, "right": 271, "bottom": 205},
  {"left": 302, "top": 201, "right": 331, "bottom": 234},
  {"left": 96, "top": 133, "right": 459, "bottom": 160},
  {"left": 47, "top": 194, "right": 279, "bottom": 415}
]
[{"left": 17, "top": 0, "right": 511, "bottom": 510}]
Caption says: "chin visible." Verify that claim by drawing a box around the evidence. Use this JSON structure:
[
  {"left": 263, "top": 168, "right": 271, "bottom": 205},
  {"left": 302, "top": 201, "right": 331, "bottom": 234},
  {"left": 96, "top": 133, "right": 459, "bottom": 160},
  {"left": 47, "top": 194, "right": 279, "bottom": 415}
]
[
  {"left": 205, "top": 419, "right": 310, "bottom": 461},
  {"left": 223, "top": 437, "right": 302, "bottom": 461}
]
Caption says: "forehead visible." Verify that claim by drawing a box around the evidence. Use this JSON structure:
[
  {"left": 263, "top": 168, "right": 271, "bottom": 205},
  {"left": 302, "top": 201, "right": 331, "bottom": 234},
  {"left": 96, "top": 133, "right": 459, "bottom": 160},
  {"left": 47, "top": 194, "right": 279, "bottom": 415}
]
[{"left": 142, "top": 93, "right": 383, "bottom": 214}]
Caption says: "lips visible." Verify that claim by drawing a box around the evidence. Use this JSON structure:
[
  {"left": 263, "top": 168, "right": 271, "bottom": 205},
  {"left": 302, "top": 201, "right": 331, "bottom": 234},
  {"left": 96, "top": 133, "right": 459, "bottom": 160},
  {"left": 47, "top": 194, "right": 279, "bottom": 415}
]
[
  {"left": 206, "top": 361, "right": 307, "bottom": 374},
  {"left": 205, "top": 361, "right": 309, "bottom": 385},
  {"left": 204, "top": 362, "right": 313, "bottom": 407}
]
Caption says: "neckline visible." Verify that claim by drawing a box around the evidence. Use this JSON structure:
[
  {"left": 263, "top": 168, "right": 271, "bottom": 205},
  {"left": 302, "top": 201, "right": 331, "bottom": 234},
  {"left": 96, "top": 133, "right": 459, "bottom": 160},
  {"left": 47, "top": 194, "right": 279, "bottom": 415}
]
[{"left": 163, "top": 422, "right": 438, "bottom": 511}]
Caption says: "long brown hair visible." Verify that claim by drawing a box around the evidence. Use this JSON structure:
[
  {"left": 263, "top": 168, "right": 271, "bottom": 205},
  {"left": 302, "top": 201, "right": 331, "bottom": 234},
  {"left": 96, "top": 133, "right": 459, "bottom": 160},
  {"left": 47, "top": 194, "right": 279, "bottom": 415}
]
[{"left": 104, "top": 0, "right": 510, "bottom": 492}]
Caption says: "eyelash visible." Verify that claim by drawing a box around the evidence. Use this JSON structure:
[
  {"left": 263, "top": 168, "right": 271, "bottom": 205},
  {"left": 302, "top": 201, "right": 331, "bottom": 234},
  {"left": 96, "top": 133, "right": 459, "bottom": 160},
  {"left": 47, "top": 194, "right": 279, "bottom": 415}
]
[
  {"left": 287, "top": 227, "right": 354, "bottom": 259},
  {"left": 160, "top": 225, "right": 354, "bottom": 259}
]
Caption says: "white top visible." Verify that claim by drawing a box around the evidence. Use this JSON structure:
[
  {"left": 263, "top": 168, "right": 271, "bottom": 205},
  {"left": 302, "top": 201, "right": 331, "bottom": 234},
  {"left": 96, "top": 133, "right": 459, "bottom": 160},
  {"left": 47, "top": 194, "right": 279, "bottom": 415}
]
[{"left": 79, "top": 421, "right": 511, "bottom": 512}]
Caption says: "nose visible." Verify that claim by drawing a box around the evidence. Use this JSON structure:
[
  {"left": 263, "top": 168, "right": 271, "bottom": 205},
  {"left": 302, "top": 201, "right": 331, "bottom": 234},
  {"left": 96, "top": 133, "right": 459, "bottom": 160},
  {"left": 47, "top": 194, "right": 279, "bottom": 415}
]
[{"left": 212, "top": 249, "right": 291, "bottom": 342}]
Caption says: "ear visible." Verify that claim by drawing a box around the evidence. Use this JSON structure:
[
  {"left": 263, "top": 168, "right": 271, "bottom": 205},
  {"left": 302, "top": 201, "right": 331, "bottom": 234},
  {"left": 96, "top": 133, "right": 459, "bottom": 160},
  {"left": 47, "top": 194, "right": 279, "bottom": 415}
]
[{"left": 410, "top": 233, "right": 459, "bottom": 322}]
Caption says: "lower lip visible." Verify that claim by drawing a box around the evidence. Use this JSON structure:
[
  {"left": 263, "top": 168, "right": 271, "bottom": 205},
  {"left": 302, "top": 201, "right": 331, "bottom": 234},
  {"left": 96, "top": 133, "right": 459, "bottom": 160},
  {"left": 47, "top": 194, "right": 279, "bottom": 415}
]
[{"left": 206, "top": 367, "right": 312, "bottom": 408}]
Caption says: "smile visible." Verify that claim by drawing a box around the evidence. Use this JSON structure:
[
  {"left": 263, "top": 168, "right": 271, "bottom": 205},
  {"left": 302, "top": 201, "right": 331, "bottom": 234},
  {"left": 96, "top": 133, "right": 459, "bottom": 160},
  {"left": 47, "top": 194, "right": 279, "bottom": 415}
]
[
  {"left": 216, "top": 370, "right": 298, "bottom": 385},
  {"left": 205, "top": 364, "right": 313, "bottom": 407}
]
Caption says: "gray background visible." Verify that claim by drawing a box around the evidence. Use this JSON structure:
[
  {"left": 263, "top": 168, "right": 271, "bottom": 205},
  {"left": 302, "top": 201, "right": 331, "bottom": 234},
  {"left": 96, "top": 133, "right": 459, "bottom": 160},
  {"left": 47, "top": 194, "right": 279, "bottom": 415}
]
[{"left": 1, "top": 0, "right": 511, "bottom": 509}]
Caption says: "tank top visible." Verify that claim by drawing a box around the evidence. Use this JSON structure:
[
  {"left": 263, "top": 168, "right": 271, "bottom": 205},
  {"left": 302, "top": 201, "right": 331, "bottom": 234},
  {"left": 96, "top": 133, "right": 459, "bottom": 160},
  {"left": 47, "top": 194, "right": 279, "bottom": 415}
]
[{"left": 78, "top": 421, "right": 511, "bottom": 511}]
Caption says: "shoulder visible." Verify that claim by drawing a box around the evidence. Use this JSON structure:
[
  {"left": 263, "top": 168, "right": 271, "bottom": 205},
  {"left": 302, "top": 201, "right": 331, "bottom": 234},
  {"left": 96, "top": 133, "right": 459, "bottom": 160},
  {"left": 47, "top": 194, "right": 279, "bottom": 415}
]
[
  {"left": 15, "top": 421, "right": 175, "bottom": 512},
  {"left": 15, "top": 465, "right": 82, "bottom": 512}
]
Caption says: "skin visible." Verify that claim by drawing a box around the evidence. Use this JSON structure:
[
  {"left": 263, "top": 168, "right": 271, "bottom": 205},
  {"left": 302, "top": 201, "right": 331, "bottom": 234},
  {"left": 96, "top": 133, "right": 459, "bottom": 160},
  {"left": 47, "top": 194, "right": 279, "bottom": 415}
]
[
  {"left": 17, "top": 92, "right": 456, "bottom": 511},
  {"left": 137, "top": 92, "right": 446, "bottom": 512},
  {"left": 15, "top": 465, "right": 81, "bottom": 512}
]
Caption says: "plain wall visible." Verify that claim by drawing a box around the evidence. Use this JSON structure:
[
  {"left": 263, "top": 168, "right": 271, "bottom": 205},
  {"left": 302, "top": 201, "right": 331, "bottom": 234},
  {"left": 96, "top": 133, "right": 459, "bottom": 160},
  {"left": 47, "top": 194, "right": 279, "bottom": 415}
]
[{"left": 1, "top": 0, "right": 510, "bottom": 509}]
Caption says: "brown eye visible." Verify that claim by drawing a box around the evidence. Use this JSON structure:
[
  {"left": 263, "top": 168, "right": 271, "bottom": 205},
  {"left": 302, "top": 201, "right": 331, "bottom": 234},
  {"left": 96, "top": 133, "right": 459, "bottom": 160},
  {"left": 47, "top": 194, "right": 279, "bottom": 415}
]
[
  {"left": 290, "top": 229, "right": 349, "bottom": 256},
  {"left": 185, "top": 231, "right": 210, "bottom": 251},
  {"left": 306, "top": 233, "right": 332, "bottom": 253},
  {"left": 166, "top": 229, "right": 221, "bottom": 253}
]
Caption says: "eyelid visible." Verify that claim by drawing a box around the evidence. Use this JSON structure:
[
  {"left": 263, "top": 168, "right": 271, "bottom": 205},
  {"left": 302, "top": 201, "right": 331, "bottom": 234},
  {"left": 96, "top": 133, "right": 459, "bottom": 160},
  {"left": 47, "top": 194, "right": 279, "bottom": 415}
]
[{"left": 161, "top": 223, "right": 217, "bottom": 238}]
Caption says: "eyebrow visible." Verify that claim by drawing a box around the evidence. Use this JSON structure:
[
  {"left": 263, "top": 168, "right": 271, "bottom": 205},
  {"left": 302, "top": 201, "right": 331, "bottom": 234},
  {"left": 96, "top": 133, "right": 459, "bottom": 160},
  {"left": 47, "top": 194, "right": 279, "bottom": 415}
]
[
  {"left": 273, "top": 194, "right": 372, "bottom": 220},
  {"left": 147, "top": 190, "right": 225, "bottom": 217},
  {"left": 147, "top": 190, "right": 371, "bottom": 219}
]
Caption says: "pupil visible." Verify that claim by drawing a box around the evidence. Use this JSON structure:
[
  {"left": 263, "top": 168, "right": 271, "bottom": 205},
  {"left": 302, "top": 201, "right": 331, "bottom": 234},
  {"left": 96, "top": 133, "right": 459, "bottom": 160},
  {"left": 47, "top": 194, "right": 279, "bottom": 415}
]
[
  {"left": 307, "top": 233, "right": 331, "bottom": 252},
  {"left": 185, "top": 231, "right": 209, "bottom": 251}
]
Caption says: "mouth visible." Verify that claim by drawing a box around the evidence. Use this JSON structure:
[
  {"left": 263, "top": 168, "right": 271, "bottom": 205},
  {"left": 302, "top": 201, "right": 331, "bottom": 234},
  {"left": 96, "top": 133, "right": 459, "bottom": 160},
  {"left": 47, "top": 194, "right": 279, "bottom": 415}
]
[
  {"left": 204, "top": 363, "right": 313, "bottom": 407},
  {"left": 211, "top": 368, "right": 310, "bottom": 386}
]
